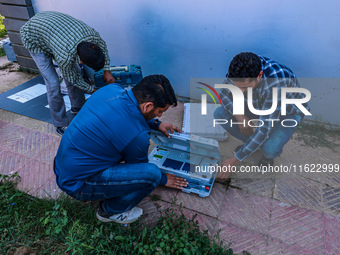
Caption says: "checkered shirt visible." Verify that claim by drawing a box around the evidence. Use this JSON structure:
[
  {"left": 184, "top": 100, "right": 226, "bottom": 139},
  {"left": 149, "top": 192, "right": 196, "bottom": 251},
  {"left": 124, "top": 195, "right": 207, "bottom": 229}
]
[
  {"left": 20, "top": 11, "right": 110, "bottom": 93},
  {"left": 220, "top": 56, "right": 310, "bottom": 161}
]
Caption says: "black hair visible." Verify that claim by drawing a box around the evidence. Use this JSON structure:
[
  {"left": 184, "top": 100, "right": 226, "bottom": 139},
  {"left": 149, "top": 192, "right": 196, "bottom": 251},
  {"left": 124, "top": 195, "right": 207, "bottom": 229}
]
[
  {"left": 227, "top": 52, "right": 262, "bottom": 82},
  {"left": 132, "top": 74, "right": 177, "bottom": 108},
  {"left": 77, "top": 42, "right": 105, "bottom": 71}
]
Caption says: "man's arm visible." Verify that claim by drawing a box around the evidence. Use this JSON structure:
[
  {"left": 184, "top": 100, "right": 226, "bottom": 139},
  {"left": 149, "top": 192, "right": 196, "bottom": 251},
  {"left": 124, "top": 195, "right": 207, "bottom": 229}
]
[
  {"left": 94, "top": 37, "right": 115, "bottom": 84},
  {"left": 147, "top": 119, "right": 181, "bottom": 137},
  {"left": 60, "top": 63, "right": 94, "bottom": 93},
  {"left": 122, "top": 131, "right": 168, "bottom": 185},
  {"left": 147, "top": 119, "right": 162, "bottom": 130},
  {"left": 122, "top": 129, "right": 187, "bottom": 189},
  {"left": 121, "top": 131, "right": 150, "bottom": 164},
  {"left": 216, "top": 156, "right": 239, "bottom": 180},
  {"left": 234, "top": 89, "right": 282, "bottom": 162},
  {"left": 158, "top": 122, "right": 181, "bottom": 138}
]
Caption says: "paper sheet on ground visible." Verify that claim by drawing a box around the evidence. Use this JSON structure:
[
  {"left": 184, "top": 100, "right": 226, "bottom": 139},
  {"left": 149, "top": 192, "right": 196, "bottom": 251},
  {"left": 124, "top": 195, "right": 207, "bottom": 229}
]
[{"left": 7, "top": 84, "right": 46, "bottom": 103}]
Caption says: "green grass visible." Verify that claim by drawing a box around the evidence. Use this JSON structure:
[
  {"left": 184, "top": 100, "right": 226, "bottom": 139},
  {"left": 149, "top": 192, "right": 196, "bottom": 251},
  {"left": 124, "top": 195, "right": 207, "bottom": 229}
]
[
  {"left": 296, "top": 122, "right": 340, "bottom": 150},
  {"left": 0, "top": 47, "right": 5, "bottom": 57},
  {"left": 0, "top": 173, "right": 239, "bottom": 255},
  {"left": 0, "top": 15, "right": 7, "bottom": 38}
]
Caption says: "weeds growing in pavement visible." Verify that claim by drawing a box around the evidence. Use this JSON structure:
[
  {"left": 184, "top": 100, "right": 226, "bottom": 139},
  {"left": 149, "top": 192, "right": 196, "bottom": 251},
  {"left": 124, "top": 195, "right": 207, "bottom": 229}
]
[
  {"left": 0, "top": 173, "right": 241, "bottom": 254},
  {"left": 296, "top": 122, "right": 340, "bottom": 150},
  {"left": 0, "top": 47, "right": 5, "bottom": 57}
]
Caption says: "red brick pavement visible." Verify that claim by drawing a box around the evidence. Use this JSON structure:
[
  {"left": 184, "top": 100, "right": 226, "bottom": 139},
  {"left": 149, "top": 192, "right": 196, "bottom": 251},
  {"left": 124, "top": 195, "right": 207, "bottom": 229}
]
[{"left": 1, "top": 119, "right": 340, "bottom": 254}]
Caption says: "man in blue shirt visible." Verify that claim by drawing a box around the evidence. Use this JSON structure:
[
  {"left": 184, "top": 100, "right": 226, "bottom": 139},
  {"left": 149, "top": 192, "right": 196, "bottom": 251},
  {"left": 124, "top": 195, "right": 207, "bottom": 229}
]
[
  {"left": 214, "top": 52, "right": 310, "bottom": 178},
  {"left": 54, "top": 75, "right": 187, "bottom": 223}
]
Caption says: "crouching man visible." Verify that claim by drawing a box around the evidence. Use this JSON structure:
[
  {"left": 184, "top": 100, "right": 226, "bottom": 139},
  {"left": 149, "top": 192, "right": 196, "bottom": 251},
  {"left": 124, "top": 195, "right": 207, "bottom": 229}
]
[
  {"left": 215, "top": 52, "right": 310, "bottom": 178},
  {"left": 54, "top": 75, "right": 187, "bottom": 223}
]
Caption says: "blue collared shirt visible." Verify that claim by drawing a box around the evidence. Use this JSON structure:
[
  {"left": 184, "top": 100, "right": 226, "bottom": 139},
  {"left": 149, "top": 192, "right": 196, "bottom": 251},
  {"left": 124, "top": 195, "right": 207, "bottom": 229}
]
[
  {"left": 220, "top": 56, "right": 310, "bottom": 161},
  {"left": 54, "top": 85, "right": 167, "bottom": 194}
]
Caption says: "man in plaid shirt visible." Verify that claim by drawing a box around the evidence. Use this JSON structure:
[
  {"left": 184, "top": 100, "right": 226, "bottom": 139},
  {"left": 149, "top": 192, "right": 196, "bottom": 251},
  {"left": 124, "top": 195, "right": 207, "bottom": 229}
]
[
  {"left": 214, "top": 52, "right": 310, "bottom": 178},
  {"left": 21, "top": 11, "right": 115, "bottom": 136}
]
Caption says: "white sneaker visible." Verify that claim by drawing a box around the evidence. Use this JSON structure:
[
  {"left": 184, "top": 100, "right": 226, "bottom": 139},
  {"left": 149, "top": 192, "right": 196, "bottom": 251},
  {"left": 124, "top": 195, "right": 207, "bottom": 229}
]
[{"left": 96, "top": 207, "right": 143, "bottom": 224}]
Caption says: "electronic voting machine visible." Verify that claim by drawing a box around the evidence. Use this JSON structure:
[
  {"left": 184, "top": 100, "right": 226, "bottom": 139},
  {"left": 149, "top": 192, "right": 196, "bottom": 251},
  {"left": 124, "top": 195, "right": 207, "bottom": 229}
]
[{"left": 148, "top": 130, "right": 220, "bottom": 197}]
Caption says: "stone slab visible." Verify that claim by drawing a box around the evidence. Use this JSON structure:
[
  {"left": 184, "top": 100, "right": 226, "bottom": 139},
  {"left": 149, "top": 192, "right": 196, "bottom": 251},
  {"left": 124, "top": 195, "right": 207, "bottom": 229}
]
[
  {"left": 323, "top": 171, "right": 340, "bottom": 189},
  {"left": 12, "top": 44, "right": 31, "bottom": 57},
  {"left": 149, "top": 185, "right": 179, "bottom": 203},
  {"left": 324, "top": 214, "right": 340, "bottom": 254},
  {"left": 266, "top": 238, "right": 320, "bottom": 255},
  {"left": 7, "top": 31, "right": 23, "bottom": 45},
  {"left": 15, "top": 158, "right": 53, "bottom": 194},
  {"left": 0, "top": 150, "right": 31, "bottom": 175},
  {"left": 176, "top": 183, "right": 229, "bottom": 218},
  {"left": 0, "top": 0, "right": 32, "bottom": 5},
  {"left": 268, "top": 201, "right": 325, "bottom": 254},
  {"left": 273, "top": 174, "right": 323, "bottom": 213},
  {"left": 230, "top": 178, "right": 275, "bottom": 198},
  {"left": 214, "top": 220, "right": 267, "bottom": 255},
  {"left": 218, "top": 188, "right": 272, "bottom": 235},
  {"left": 323, "top": 185, "right": 340, "bottom": 216},
  {"left": 34, "top": 177, "right": 62, "bottom": 199},
  {"left": 0, "top": 5, "right": 34, "bottom": 20}
]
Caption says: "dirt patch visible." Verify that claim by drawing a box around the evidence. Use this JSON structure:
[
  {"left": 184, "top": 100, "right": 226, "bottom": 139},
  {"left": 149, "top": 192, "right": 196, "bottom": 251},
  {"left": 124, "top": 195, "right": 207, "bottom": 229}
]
[
  {"left": 0, "top": 56, "right": 37, "bottom": 94},
  {"left": 8, "top": 246, "right": 36, "bottom": 255}
]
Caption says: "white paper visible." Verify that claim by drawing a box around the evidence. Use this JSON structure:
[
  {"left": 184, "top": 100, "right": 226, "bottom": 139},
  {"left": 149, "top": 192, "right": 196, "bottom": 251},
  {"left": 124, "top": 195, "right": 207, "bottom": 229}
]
[
  {"left": 45, "top": 94, "right": 91, "bottom": 112},
  {"left": 173, "top": 144, "right": 188, "bottom": 151},
  {"left": 7, "top": 84, "right": 47, "bottom": 103}
]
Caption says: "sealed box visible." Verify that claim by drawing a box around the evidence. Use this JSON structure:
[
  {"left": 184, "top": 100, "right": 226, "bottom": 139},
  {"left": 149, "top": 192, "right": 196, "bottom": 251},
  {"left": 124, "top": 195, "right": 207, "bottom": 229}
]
[
  {"left": 148, "top": 130, "right": 220, "bottom": 197},
  {"left": 94, "top": 65, "right": 142, "bottom": 89}
]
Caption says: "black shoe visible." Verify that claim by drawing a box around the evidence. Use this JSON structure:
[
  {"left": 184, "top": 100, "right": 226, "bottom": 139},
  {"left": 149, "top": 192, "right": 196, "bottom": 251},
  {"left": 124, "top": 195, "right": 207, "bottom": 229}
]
[
  {"left": 56, "top": 127, "right": 67, "bottom": 136},
  {"left": 70, "top": 107, "right": 81, "bottom": 115}
]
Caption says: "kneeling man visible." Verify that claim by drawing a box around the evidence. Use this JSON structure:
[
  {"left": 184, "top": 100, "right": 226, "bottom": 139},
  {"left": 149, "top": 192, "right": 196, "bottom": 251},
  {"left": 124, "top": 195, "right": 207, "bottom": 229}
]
[{"left": 54, "top": 75, "right": 187, "bottom": 223}]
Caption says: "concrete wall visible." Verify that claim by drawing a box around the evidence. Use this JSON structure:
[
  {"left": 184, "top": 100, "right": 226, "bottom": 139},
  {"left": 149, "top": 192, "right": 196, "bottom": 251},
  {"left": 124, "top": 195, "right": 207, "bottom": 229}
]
[{"left": 31, "top": 0, "right": 340, "bottom": 126}]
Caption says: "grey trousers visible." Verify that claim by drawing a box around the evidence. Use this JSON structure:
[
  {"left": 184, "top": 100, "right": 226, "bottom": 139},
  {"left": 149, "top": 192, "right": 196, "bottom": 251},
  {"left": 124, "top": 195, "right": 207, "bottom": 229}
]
[{"left": 30, "top": 52, "right": 85, "bottom": 127}]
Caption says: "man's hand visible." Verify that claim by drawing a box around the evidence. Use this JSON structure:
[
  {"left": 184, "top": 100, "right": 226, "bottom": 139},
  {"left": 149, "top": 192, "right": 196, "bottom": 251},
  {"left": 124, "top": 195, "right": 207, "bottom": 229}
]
[
  {"left": 235, "top": 115, "right": 253, "bottom": 136},
  {"left": 216, "top": 156, "right": 239, "bottom": 180},
  {"left": 165, "top": 173, "right": 188, "bottom": 190},
  {"left": 159, "top": 122, "right": 181, "bottom": 138},
  {"left": 103, "top": 70, "right": 115, "bottom": 84},
  {"left": 88, "top": 85, "right": 98, "bottom": 94}
]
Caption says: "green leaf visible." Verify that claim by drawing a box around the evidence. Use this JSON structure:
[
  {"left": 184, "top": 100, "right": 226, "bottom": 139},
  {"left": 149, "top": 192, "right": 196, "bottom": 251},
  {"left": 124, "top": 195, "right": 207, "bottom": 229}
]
[
  {"left": 183, "top": 248, "right": 190, "bottom": 255},
  {"left": 226, "top": 248, "right": 234, "bottom": 255},
  {"left": 115, "top": 236, "right": 124, "bottom": 241},
  {"left": 43, "top": 217, "right": 49, "bottom": 225}
]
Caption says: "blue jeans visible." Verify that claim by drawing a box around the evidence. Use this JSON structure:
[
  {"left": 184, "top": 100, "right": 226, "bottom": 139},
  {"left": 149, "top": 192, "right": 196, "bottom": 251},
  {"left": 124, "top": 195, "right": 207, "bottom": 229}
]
[
  {"left": 30, "top": 52, "right": 85, "bottom": 127},
  {"left": 214, "top": 106, "right": 303, "bottom": 160},
  {"left": 73, "top": 163, "right": 162, "bottom": 214}
]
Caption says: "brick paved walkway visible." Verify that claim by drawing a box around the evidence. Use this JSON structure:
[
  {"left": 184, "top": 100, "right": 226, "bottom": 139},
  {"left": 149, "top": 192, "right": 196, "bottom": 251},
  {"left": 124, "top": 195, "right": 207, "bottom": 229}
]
[{"left": 1, "top": 61, "right": 339, "bottom": 254}]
